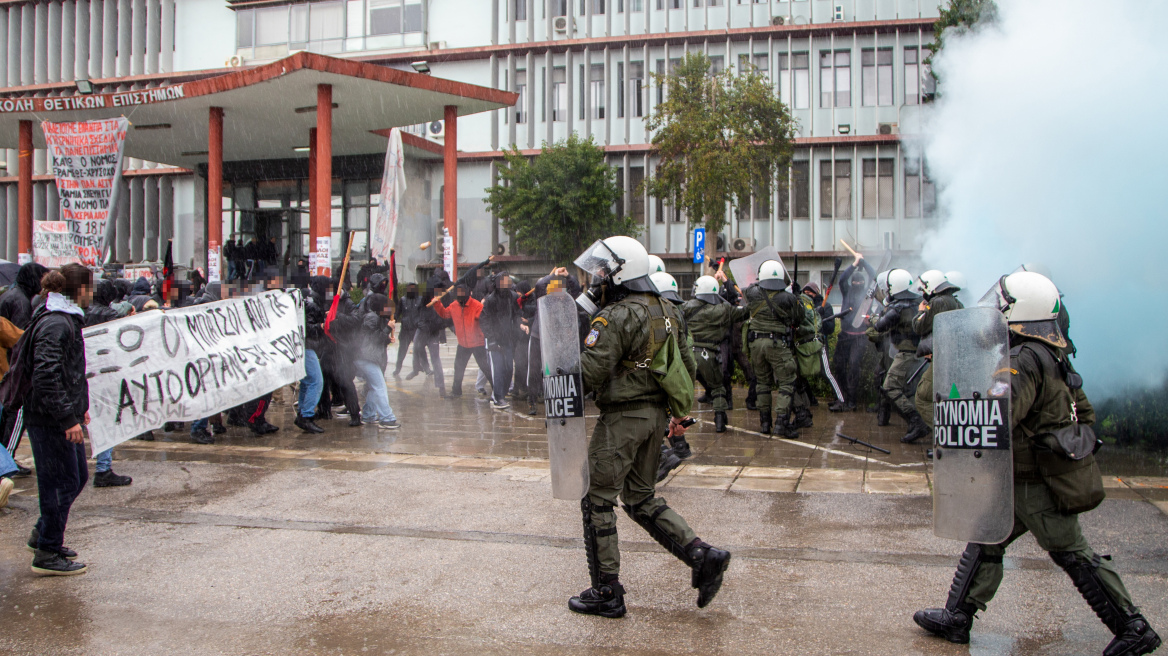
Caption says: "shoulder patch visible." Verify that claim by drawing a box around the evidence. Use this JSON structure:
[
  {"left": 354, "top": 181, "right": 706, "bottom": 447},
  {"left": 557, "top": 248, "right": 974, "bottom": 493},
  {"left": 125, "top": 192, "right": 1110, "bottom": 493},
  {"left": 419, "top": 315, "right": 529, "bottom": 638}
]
[
  {"left": 591, "top": 316, "right": 608, "bottom": 327},
  {"left": 584, "top": 328, "right": 600, "bottom": 347}
]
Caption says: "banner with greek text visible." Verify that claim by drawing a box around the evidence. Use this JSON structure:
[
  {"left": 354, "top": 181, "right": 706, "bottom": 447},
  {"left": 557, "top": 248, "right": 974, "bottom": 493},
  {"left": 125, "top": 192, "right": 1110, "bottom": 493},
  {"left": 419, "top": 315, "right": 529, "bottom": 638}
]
[
  {"left": 370, "top": 128, "right": 406, "bottom": 263},
  {"left": 83, "top": 289, "right": 307, "bottom": 454},
  {"left": 33, "top": 221, "right": 82, "bottom": 268},
  {"left": 42, "top": 118, "right": 129, "bottom": 267}
]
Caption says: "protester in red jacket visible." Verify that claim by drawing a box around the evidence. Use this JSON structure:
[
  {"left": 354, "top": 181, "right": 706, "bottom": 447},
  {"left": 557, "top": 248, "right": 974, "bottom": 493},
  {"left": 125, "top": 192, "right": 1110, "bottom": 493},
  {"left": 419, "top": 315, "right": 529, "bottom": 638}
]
[{"left": 430, "top": 284, "right": 492, "bottom": 397}]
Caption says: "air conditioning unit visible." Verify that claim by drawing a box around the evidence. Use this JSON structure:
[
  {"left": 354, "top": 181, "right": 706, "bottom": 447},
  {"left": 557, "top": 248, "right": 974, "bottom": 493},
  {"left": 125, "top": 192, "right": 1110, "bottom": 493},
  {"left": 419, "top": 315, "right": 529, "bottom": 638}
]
[
  {"left": 224, "top": 55, "right": 243, "bottom": 67},
  {"left": 730, "top": 237, "right": 755, "bottom": 252},
  {"left": 770, "top": 15, "right": 787, "bottom": 26},
  {"left": 837, "top": 124, "right": 851, "bottom": 135},
  {"left": 883, "top": 231, "right": 896, "bottom": 250},
  {"left": 495, "top": 242, "right": 509, "bottom": 256},
  {"left": 428, "top": 41, "right": 447, "bottom": 51},
  {"left": 435, "top": 220, "right": 465, "bottom": 254},
  {"left": 553, "top": 16, "right": 570, "bottom": 33},
  {"left": 878, "top": 122, "right": 898, "bottom": 135},
  {"left": 833, "top": 4, "right": 844, "bottom": 21},
  {"left": 428, "top": 120, "right": 445, "bottom": 140}
]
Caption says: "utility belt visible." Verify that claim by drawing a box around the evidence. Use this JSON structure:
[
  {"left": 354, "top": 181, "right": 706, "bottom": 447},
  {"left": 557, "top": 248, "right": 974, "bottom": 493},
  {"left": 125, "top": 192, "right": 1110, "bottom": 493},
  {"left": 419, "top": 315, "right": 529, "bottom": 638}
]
[
  {"left": 692, "top": 341, "right": 721, "bottom": 350},
  {"left": 747, "top": 330, "right": 791, "bottom": 346}
]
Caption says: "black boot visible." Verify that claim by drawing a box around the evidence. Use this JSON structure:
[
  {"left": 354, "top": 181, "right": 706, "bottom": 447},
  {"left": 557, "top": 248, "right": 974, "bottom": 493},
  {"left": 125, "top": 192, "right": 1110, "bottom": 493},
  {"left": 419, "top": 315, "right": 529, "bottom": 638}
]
[
  {"left": 190, "top": 428, "right": 214, "bottom": 445},
  {"left": 669, "top": 435, "right": 692, "bottom": 460},
  {"left": 294, "top": 415, "right": 325, "bottom": 434},
  {"left": 914, "top": 543, "right": 990, "bottom": 644},
  {"left": 1105, "top": 616, "right": 1161, "bottom": 656},
  {"left": 744, "top": 396, "right": 757, "bottom": 411},
  {"left": 31, "top": 549, "right": 87, "bottom": 576},
  {"left": 828, "top": 401, "right": 855, "bottom": 413},
  {"left": 758, "top": 410, "right": 772, "bottom": 435},
  {"left": 714, "top": 411, "right": 727, "bottom": 433},
  {"left": 913, "top": 603, "right": 976, "bottom": 644},
  {"left": 93, "top": 470, "right": 132, "bottom": 487},
  {"left": 210, "top": 423, "right": 226, "bottom": 435},
  {"left": 773, "top": 416, "right": 799, "bottom": 440},
  {"left": 793, "top": 407, "right": 813, "bottom": 429},
  {"left": 27, "top": 527, "right": 77, "bottom": 560},
  {"left": 697, "top": 392, "right": 713, "bottom": 405},
  {"left": 876, "top": 400, "right": 892, "bottom": 426},
  {"left": 901, "top": 410, "right": 930, "bottom": 444},
  {"left": 688, "top": 539, "right": 732, "bottom": 608},
  {"left": 568, "top": 575, "right": 627, "bottom": 618},
  {"left": 656, "top": 442, "right": 689, "bottom": 482}
]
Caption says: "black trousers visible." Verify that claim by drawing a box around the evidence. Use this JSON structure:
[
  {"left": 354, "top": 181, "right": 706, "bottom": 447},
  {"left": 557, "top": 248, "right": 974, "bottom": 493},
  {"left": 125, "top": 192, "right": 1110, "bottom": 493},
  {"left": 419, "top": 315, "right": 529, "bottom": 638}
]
[
  {"left": 721, "top": 335, "right": 757, "bottom": 404},
  {"left": 486, "top": 341, "right": 515, "bottom": 404},
  {"left": 393, "top": 327, "right": 417, "bottom": 374},
  {"left": 452, "top": 345, "right": 491, "bottom": 395},
  {"left": 27, "top": 425, "right": 88, "bottom": 553},
  {"left": 512, "top": 335, "right": 530, "bottom": 399},
  {"left": 832, "top": 333, "right": 869, "bottom": 406},
  {"left": 522, "top": 336, "right": 542, "bottom": 404},
  {"left": 320, "top": 356, "right": 361, "bottom": 419}
]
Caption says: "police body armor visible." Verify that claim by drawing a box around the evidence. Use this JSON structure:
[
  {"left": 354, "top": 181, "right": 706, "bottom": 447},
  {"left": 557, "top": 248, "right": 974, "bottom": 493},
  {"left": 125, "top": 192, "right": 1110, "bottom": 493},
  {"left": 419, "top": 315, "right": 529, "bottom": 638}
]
[
  {"left": 932, "top": 307, "right": 1014, "bottom": 544},
  {"left": 538, "top": 287, "right": 589, "bottom": 500}
]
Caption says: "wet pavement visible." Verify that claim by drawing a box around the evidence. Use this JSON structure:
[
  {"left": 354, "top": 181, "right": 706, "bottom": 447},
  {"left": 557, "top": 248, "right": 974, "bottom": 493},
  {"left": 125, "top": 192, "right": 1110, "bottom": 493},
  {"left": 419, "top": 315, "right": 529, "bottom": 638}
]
[{"left": 1, "top": 342, "right": 1166, "bottom": 655}]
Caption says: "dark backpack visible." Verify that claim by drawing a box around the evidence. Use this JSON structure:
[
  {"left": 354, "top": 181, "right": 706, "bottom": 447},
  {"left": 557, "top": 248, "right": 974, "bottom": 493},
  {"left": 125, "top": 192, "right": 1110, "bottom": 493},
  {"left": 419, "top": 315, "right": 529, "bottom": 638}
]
[{"left": 0, "top": 312, "right": 49, "bottom": 410}]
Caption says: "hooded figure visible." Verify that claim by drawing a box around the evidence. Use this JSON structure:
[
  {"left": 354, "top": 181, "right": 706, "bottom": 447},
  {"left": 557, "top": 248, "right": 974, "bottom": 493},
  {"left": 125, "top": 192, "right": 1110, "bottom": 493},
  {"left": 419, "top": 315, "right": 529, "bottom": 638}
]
[
  {"left": 85, "top": 279, "right": 129, "bottom": 327},
  {"left": 128, "top": 277, "right": 154, "bottom": 311},
  {"left": 189, "top": 282, "right": 221, "bottom": 306},
  {"left": 291, "top": 258, "right": 310, "bottom": 289},
  {"left": 0, "top": 262, "right": 49, "bottom": 329}
]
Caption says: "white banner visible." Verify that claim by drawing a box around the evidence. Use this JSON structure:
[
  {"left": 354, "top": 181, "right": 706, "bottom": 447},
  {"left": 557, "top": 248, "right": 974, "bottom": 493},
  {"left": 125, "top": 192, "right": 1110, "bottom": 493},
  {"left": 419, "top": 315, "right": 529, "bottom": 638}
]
[
  {"left": 33, "top": 221, "right": 82, "bottom": 268},
  {"left": 42, "top": 118, "right": 128, "bottom": 267},
  {"left": 442, "top": 228, "right": 454, "bottom": 281},
  {"left": 83, "top": 289, "right": 307, "bottom": 454},
  {"left": 371, "top": 128, "right": 406, "bottom": 263}
]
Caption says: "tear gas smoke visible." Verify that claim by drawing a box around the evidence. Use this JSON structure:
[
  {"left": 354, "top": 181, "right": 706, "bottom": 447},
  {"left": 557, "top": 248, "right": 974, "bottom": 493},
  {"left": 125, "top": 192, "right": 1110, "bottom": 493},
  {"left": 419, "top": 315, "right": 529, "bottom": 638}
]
[{"left": 919, "top": 0, "right": 1168, "bottom": 397}]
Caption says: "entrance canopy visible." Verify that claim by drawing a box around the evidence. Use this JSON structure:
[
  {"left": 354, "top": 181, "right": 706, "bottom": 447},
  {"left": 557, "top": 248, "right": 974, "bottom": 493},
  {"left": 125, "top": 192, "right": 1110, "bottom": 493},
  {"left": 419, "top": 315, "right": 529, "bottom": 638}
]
[{"left": 0, "top": 52, "right": 517, "bottom": 168}]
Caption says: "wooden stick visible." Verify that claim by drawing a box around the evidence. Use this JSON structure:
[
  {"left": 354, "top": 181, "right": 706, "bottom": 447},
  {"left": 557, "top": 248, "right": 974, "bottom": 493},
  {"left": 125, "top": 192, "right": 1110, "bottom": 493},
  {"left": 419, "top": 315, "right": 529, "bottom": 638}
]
[
  {"left": 839, "top": 239, "right": 859, "bottom": 258},
  {"left": 336, "top": 231, "right": 355, "bottom": 296}
]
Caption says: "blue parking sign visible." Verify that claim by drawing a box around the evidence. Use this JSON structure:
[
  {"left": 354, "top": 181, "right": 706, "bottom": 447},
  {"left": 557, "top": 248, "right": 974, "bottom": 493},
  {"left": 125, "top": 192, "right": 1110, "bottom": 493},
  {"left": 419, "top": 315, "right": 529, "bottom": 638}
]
[{"left": 693, "top": 228, "right": 705, "bottom": 264}]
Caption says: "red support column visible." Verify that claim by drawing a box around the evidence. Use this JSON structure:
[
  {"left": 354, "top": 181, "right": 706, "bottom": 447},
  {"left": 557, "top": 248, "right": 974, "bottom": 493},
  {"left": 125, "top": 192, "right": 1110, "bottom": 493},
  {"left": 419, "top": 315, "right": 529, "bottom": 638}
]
[
  {"left": 207, "top": 107, "right": 224, "bottom": 281},
  {"left": 443, "top": 104, "right": 458, "bottom": 281},
  {"left": 307, "top": 127, "right": 317, "bottom": 269},
  {"left": 314, "top": 84, "right": 332, "bottom": 277},
  {"left": 17, "top": 120, "right": 33, "bottom": 263}
]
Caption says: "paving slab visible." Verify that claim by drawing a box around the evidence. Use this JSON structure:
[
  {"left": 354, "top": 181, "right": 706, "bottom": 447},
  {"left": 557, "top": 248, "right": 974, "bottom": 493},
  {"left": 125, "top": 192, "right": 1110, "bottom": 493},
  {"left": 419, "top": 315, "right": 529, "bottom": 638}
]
[{"left": 797, "top": 468, "right": 864, "bottom": 494}]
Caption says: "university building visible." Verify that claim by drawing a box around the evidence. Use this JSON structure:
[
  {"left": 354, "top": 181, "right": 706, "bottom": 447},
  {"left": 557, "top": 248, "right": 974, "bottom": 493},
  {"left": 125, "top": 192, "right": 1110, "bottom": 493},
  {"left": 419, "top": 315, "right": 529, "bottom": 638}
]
[{"left": 0, "top": 0, "right": 940, "bottom": 289}]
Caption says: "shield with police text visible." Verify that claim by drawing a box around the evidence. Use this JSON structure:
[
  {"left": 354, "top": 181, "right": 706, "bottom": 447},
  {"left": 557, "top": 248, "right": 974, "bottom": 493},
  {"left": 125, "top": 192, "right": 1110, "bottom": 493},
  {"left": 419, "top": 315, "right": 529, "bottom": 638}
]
[
  {"left": 727, "top": 245, "right": 783, "bottom": 289},
  {"left": 538, "top": 287, "right": 589, "bottom": 500},
  {"left": 932, "top": 307, "right": 1013, "bottom": 544}
]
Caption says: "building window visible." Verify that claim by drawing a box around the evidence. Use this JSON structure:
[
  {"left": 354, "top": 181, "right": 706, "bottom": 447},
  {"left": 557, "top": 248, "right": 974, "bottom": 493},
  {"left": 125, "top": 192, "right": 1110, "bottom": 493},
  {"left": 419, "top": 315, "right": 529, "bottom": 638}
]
[
  {"left": 514, "top": 0, "right": 527, "bottom": 20},
  {"left": 819, "top": 50, "right": 851, "bottom": 108},
  {"left": 862, "top": 158, "right": 894, "bottom": 218},
  {"left": 752, "top": 180, "right": 770, "bottom": 220},
  {"left": 904, "top": 46, "right": 920, "bottom": 105},
  {"left": 820, "top": 160, "right": 851, "bottom": 218},
  {"left": 709, "top": 56, "right": 724, "bottom": 75},
  {"left": 904, "top": 157, "right": 936, "bottom": 218},
  {"left": 861, "top": 47, "right": 893, "bottom": 106},
  {"left": 590, "top": 64, "right": 605, "bottom": 119},
  {"left": 551, "top": 0, "right": 568, "bottom": 16},
  {"left": 778, "top": 52, "right": 809, "bottom": 109},
  {"left": 628, "top": 61, "right": 644, "bottom": 118},
  {"left": 235, "top": 0, "right": 421, "bottom": 58},
  {"left": 655, "top": 59, "right": 664, "bottom": 105},
  {"left": 514, "top": 70, "right": 527, "bottom": 124},
  {"left": 553, "top": 67, "right": 567, "bottom": 122},
  {"left": 617, "top": 63, "right": 625, "bottom": 118}
]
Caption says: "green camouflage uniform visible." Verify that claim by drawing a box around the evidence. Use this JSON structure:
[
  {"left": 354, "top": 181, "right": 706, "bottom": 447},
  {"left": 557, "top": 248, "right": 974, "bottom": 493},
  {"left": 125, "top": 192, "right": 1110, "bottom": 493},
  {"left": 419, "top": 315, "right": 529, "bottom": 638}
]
[
  {"left": 912, "top": 290, "right": 964, "bottom": 425},
  {"left": 580, "top": 291, "right": 698, "bottom": 578},
  {"left": 743, "top": 285, "right": 803, "bottom": 418},
  {"left": 682, "top": 299, "right": 749, "bottom": 413},
  {"left": 876, "top": 300, "right": 922, "bottom": 418}
]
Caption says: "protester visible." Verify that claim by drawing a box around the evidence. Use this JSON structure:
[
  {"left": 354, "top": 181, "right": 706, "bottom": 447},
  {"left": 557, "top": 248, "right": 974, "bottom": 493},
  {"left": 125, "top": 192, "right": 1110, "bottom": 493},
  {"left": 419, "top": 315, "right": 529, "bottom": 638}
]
[
  {"left": 24, "top": 265, "right": 93, "bottom": 576},
  {"left": 83, "top": 279, "right": 134, "bottom": 486},
  {"left": 481, "top": 272, "right": 521, "bottom": 410},
  {"left": 294, "top": 280, "right": 327, "bottom": 434},
  {"left": 430, "top": 284, "right": 490, "bottom": 398},
  {"left": 392, "top": 282, "right": 424, "bottom": 377},
  {"left": 312, "top": 277, "right": 363, "bottom": 426},
  {"left": 0, "top": 313, "right": 25, "bottom": 500},
  {"left": 353, "top": 293, "right": 400, "bottom": 428},
  {"left": 0, "top": 262, "right": 48, "bottom": 330},
  {"left": 512, "top": 279, "right": 535, "bottom": 406},
  {"left": 407, "top": 278, "right": 446, "bottom": 396}
]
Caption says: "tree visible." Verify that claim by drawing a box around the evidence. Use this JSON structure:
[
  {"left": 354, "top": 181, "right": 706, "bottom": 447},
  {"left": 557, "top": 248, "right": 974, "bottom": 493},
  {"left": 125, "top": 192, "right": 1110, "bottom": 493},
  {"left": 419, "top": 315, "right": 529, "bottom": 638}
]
[
  {"left": 644, "top": 52, "right": 796, "bottom": 238},
  {"left": 484, "top": 133, "right": 638, "bottom": 265},
  {"left": 924, "top": 0, "right": 999, "bottom": 87}
]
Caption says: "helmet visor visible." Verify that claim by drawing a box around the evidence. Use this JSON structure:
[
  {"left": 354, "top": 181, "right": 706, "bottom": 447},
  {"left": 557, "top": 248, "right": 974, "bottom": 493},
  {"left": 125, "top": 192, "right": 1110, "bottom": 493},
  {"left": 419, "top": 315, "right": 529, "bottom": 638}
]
[
  {"left": 978, "top": 275, "right": 1013, "bottom": 312},
  {"left": 573, "top": 240, "right": 624, "bottom": 281}
]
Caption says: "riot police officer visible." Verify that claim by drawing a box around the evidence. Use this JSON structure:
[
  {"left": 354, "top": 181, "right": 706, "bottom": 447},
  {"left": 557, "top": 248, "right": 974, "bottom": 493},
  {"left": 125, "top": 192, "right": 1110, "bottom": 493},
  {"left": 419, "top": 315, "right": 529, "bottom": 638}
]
[
  {"left": 683, "top": 276, "right": 749, "bottom": 433},
  {"left": 914, "top": 272, "right": 1160, "bottom": 656},
  {"left": 873, "top": 269, "right": 929, "bottom": 444},
  {"left": 910, "top": 270, "right": 964, "bottom": 440},
  {"left": 744, "top": 260, "right": 804, "bottom": 438},
  {"left": 570, "top": 236, "right": 731, "bottom": 618}
]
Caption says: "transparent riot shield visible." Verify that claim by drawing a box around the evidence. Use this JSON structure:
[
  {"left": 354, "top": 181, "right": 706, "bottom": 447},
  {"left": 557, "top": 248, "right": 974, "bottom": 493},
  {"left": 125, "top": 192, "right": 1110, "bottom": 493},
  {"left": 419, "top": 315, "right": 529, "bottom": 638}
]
[
  {"left": 932, "top": 307, "right": 1013, "bottom": 544},
  {"left": 728, "top": 245, "right": 783, "bottom": 289},
  {"left": 538, "top": 288, "right": 589, "bottom": 500}
]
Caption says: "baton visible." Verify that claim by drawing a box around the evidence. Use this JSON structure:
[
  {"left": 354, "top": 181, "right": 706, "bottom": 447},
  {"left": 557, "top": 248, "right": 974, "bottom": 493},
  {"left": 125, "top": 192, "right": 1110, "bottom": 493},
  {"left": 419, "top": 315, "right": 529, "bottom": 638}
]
[
  {"left": 835, "top": 432, "right": 892, "bottom": 454},
  {"left": 906, "top": 360, "right": 930, "bottom": 389},
  {"left": 839, "top": 239, "right": 860, "bottom": 258}
]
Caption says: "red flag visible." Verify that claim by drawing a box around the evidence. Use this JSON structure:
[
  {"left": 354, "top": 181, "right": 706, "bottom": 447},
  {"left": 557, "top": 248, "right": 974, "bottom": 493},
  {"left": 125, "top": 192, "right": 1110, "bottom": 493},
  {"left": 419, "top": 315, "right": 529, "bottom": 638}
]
[
  {"left": 324, "top": 292, "right": 342, "bottom": 342},
  {"left": 161, "top": 240, "right": 174, "bottom": 300},
  {"left": 387, "top": 250, "right": 397, "bottom": 298}
]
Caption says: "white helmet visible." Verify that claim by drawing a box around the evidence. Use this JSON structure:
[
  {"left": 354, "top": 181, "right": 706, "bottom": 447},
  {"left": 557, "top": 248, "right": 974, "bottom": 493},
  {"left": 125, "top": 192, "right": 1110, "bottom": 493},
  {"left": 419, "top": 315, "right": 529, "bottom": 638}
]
[
  {"left": 647, "top": 254, "right": 666, "bottom": 274},
  {"left": 873, "top": 270, "right": 890, "bottom": 303},
  {"left": 944, "top": 270, "right": 966, "bottom": 292},
  {"left": 572, "top": 236, "right": 654, "bottom": 292},
  {"left": 757, "top": 259, "right": 788, "bottom": 291},
  {"left": 650, "top": 271, "right": 683, "bottom": 303},
  {"left": 1016, "top": 262, "right": 1053, "bottom": 281},
  {"left": 918, "top": 269, "right": 958, "bottom": 297},
  {"left": 885, "top": 269, "right": 919, "bottom": 301},
  {"left": 693, "top": 275, "right": 723, "bottom": 304},
  {"left": 983, "top": 271, "right": 1065, "bottom": 348}
]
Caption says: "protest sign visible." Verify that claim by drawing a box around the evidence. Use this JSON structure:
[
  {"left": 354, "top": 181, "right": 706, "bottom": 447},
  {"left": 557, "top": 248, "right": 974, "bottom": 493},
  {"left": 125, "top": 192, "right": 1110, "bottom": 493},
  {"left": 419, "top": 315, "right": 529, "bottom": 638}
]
[
  {"left": 83, "top": 289, "right": 307, "bottom": 454},
  {"left": 41, "top": 118, "right": 128, "bottom": 266},
  {"left": 32, "top": 221, "right": 81, "bottom": 268},
  {"left": 370, "top": 128, "right": 406, "bottom": 263}
]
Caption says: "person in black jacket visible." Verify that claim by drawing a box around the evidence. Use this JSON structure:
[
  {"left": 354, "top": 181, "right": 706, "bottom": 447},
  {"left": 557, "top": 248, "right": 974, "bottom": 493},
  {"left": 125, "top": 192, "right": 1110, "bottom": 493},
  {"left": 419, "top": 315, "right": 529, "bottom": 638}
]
[
  {"left": 353, "top": 293, "right": 399, "bottom": 428},
  {"left": 0, "top": 262, "right": 48, "bottom": 330},
  {"left": 312, "top": 277, "right": 364, "bottom": 426},
  {"left": 25, "top": 265, "right": 93, "bottom": 576},
  {"left": 84, "top": 280, "right": 136, "bottom": 485},
  {"left": 716, "top": 271, "right": 758, "bottom": 411},
  {"left": 407, "top": 279, "right": 446, "bottom": 396},
  {"left": 511, "top": 279, "right": 535, "bottom": 407},
  {"left": 829, "top": 253, "right": 877, "bottom": 412},
  {"left": 481, "top": 272, "right": 521, "bottom": 409},
  {"left": 392, "top": 282, "right": 424, "bottom": 377},
  {"left": 294, "top": 283, "right": 327, "bottom": 434}
]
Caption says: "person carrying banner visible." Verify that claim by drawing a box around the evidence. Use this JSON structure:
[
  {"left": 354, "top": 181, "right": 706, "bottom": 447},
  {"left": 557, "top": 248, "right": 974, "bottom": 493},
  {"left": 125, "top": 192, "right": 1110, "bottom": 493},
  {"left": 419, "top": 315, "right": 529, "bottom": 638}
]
[
  {"left": 83, "top": 280, "right": 134, "bottom": 485},
  {"left": 24, "top": 265, "right": 93, "bottom": 576}
]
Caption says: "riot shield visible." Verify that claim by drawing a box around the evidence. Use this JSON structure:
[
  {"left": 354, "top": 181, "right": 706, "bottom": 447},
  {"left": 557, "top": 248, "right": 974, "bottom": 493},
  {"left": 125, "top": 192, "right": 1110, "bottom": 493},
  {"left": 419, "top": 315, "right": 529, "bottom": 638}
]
[
  {"left": 728, "top": 245, "right": 783, "bottom": 289},
  {"left": 851, "top": 249, "right": 894, "bottom": 328},
  {"left": 538, "top": 288, "right": 589, "bottom": 500},
  {"left": 932, "top": 307, "right": 1013, "bottom": 544}
]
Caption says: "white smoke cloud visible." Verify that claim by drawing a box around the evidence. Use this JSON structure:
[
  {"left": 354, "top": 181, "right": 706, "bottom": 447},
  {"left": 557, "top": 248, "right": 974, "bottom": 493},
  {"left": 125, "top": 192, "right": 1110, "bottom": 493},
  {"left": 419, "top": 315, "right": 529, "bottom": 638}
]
[{"left": 920, "top": 0, "right": 1168, "bottom": 397}]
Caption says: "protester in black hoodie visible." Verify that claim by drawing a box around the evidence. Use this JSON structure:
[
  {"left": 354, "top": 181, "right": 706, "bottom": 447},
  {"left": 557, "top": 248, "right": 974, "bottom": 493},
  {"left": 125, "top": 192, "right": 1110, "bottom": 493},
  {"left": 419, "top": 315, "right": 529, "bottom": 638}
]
[
  {"left": 0, "top": 262, "right": 48, "bottom": 330},
  {"left": 127, "top": 277, "right": 155, "bottom": 312},
  {"left": 392, "top": 282, "right": 424, "bottom": 377},
  {"left": 311, "top": 277, "right": 363, "bottom": 426},
  {"left": 25, "top": 265, "right": 93, "bottom": 576},
  {"left": 83, "top": 279, "right": 134, "bottom": 488},
  {"left": 481, "top": 273, "right": 521, "bottom": 409}
]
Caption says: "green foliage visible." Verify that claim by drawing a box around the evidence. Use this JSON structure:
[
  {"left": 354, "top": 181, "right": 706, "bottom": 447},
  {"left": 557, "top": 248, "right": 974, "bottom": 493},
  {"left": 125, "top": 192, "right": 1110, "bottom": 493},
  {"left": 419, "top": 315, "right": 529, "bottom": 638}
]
[
  {"left": 1096, "top": 379, "right": 1168, "bottom": 452},
  {"left": 645, "top": 52, "right": 797, "bottom": 237},
  {"left": 484, "top": 133, "right": 639, "bottom": 265},
  {"left": 926, "top": 0, "right": 1000, "bottom": 70}
]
